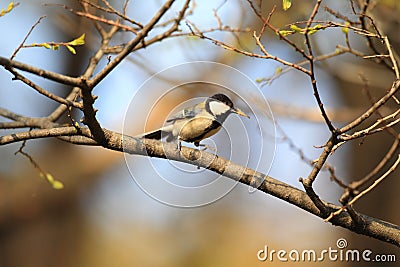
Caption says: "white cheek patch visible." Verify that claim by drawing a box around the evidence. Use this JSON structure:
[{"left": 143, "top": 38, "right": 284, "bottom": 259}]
[{"left": 209, "top": 101, "right": 231, "bottom": 116}]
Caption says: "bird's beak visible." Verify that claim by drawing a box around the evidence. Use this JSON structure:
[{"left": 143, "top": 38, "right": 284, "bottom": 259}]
[{"left": 234, "top": 108, "right": 250, "bottom": 118}]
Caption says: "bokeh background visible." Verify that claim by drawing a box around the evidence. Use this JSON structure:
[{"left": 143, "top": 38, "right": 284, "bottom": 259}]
[{"left": 0, "top": 0, "right": 399, "bottom": 266}]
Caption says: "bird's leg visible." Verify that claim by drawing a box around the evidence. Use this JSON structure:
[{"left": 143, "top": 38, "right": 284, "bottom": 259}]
[{"left": 176, "top": 137, "right": 182, "bottom": 152}]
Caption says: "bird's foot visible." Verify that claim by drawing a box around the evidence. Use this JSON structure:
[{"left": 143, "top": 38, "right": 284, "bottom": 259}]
[{"left": 196, "top": 143, "right": 216, "bottom": 152}]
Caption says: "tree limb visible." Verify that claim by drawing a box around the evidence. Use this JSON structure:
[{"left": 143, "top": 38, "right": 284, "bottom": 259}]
[{"left": 3, "top": 123, "right": 398, "bottom": 246}]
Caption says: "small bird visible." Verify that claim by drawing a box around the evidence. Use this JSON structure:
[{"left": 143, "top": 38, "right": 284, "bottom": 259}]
[{"left": 139, "top": 93, "right": 249, "bottom": 148}]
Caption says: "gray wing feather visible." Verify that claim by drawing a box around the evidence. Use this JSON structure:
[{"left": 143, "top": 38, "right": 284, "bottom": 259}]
[{"left": 166, "top": 102, "right": 203, "bottom": 123}]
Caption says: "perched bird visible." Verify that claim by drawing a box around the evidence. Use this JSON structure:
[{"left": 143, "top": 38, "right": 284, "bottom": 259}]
[{"left": 139, "top": 93, "right": 249, "bottom": 148}]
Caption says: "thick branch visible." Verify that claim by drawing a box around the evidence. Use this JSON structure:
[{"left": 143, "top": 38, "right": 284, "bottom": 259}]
[
  {"left": 115, "top": 132, "right": 400, "bottom": 247},
  {"left": 0, "top": 119, "right": 399, "bottom": 246}
]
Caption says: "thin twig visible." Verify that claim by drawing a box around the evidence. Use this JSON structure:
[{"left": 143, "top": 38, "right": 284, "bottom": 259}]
[
  {"left": 252, "top": 31, "right": 311, "bottom": 74},
  {"left": 89, "top": 0, "right": 177, "bottom": 88},
  {"left": 245, "top": 0, "right": 310, "bottom": 59},
  {"left": 326, "top": 154, "right": 400, "bottom": 222},
  {"left": 358, "top": 0, "right": 392, "bottom": 70},
  {"left": 304, "top": 0, "right": 336, "bottom": 133},
  {"left": 10, "top": 15, "right": 46, "bottom": 60},
  {"left": 8, "top": 68, "right": 83, "bottom": 109},
  {"left": 339, "top": 79, "right": 400, "bottom": 134},
  {"left": 384, "top": 36, "right": 400, "bottom": 79},
  {"left": 45, "top": 3, "right": 139, "bottom": 34},
  {"left": 14, "top": 140, "right": 45, "bottom": 173},
  {"left": 340, "top": 109, "right": 400, "bottom": 142},
  {"left": 340, "top": 135, "right": 400, "bottom": 204}
]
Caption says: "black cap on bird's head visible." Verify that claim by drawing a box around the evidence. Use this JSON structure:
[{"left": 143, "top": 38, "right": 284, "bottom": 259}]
[
  {"left": 206, "top": 93, "right": 250, "bottom": 119},
  {"left": 210, "top": 93, "right": 234, "bottom": 108}
]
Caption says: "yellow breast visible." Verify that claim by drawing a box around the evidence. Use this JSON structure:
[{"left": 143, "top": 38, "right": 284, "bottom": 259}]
[{"left": 176, "top": 117, "right": 221, "bottom": 142}]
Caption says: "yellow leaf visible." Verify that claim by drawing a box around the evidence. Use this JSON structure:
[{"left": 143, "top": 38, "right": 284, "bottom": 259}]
[
  {"left": 66, "top": 45, "right": 76, "bottom": 54},
  {"left": 41, "top": 173, "right": 64, "bottom": 190},
  {"left": 52, "top": 44, "right": 59, "bottom": 51},
  {"left": 342, "top": 21, "right": 350, "bottom": 34},
  {"left": 282, "top": 0, "right": 292, "bottom": 11},
  {"left": 43, "top": 43, "right": 51, "bottom": 49},
  {"left": 45, "top": 173, "right": 55, "bottom": 183},
  {"left": 0, "top": 1, "right": 15, "bottom": 17},
  {"left": 68, "top": 33, "right": 85, "bottom": 46},
  {"left": 7, "top": 1, "right": 14, "bottom": 12},
  {"left": 52, "top": 180, "right": 64, "bottom": 190}
]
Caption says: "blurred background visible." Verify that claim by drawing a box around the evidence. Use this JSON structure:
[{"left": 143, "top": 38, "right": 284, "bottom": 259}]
[{"left": 0, "top": 0, "right": 399, "bottom": 266}]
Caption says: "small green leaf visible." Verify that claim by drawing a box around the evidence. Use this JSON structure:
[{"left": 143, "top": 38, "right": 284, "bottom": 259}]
[
  {"left": 275, "top": 67, "right": 282, "bottom": 75},
  {"left": 289, "top": 24, "right": 303, "bottom": 33},
  {"left": 66, "top": 45, "right": 76, "bottom": 54},
  {"left": 278, "top": 30, "right": 294, "bottom": 36},
  {"left": 307, "top": 24, "right": 324, "bottom": 35},
  {"left": 342, "top": 21, "right": 350, "bottom": 34},
  {"left": 312, "top": 24, "right": 323, "bottom": 30},
  {"left": 282, "top": 0, "right": 291, "bottom": 11},
  {"left": 52, "top": 44, "right": 59, "bottom": 51},
  {"left": 39, "top": 172, "right": 64, "bottom": 190},
  {"left": 255, "top": 78, "right": 264, "bottom": 83},
  {"left": 68, "top": 33, "right": 85, "bottom": 46},
  {"left": 308, "top": 29, "right": 318, "bottom": 35}
]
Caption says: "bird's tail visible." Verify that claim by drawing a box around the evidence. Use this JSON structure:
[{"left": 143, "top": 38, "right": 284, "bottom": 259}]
[
  {"left": 136, "top": 125, "right": 174, "bottom": 141},
  {"left": 141, "top": 129, "right": 163, "bottom": 140}
]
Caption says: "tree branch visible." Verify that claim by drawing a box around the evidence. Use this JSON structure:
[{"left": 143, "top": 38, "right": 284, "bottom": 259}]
[
  {"left": 1, "top": 111, "right": 399, "bottom": 246},
  {"left": 0, "top": 56, "right": 82, "bottom": 87},
  {"left": 109, "top": 132, "right": 400, "bottom": 247},
  {"left": 88, "top": 0, "right": 176, "bottom": 88},
  {"left": 339, "top": 79, "right": 400, "bottom": 133}
]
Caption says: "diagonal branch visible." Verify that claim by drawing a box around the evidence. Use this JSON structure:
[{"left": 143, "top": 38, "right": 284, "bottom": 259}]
[
  {"left": 325, "top": 154, "right": 400, "bottom": 222},
  {"left": 88, "top": 0, "right": 176, "bottom": 88},
  {"left": 8, "top": 68, "right": 83, "bottom": 109},
  {"left": 0, "top": 56, "right": 83, "bottom": 87},
  {"left": 80, "top": 0, "right": 178, "bottom": 144},
  {"left": 339, "top": 79, "right": 400, "bottom": 133},
  {"left": 1, "top": 114, "right": 399, "bottom": 247}
]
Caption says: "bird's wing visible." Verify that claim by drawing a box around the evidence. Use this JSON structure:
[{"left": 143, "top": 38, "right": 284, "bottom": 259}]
[{"left": 166, "top": 101, "right": 206, "bottom": 123}]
